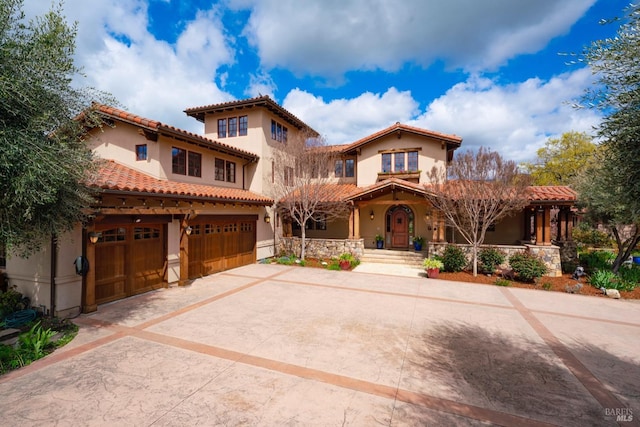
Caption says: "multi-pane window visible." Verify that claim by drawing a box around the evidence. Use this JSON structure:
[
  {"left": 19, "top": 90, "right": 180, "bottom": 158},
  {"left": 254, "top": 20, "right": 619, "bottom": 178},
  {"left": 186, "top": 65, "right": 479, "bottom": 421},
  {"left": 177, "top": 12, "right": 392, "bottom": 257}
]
[
  {"left": 271, "top": 119, "right": 288, "bottom": 143},
  {"left": 226, "top": 161, "right": 235, "bottom": 183},
  {"left": 173, "top": 147, "right": 201, "bottom": 177},
  {"left": 228, "top": 117, "right": 237, "bottom": 137},
  {"left": 394, "top": 152, "right": 405, "bottom": 172},
  {"left": 215, "top": 158, "right": 225, "bottom": 181},
  {"left": 239, "top": 116, "right": 248, "bottom": 136},
  {"left": 335, "top": 159, "right": 343, "bottom": 177},
  {"left": 188, "top": 151, "right": 201, "bottom": 177},
  {"left": 215, "top": 158, "right": 236, "bottom": 183},
  {"left": 136, "top": 144, "right": 147, "bottom": 161},
  {"left": 218, "top": 119, "right": 227, "bottom": 138},
  {"left": 381, "top": 151, "right": 419, "bottom": 173},
  {"left": 408, "top": 151, "right": 418, "bottom": 171},
  {"left": 345, "top": 159, "right": 355, "bottom": 177},
  {"left": 218, "top": 116, "right": 247, "bottom": 138},
  {"left": 172, "top": 147, "right": 186, "bottom": 175},
  {"left": 382, "top": 153, "right": 392, "bottom": 173}
]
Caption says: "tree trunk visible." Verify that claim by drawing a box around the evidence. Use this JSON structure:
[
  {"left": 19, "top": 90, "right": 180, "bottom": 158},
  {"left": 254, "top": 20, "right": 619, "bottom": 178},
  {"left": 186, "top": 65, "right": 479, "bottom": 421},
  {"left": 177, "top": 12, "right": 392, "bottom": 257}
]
[
  {"left": 300, "top": 224, "right": 307, "bottom": 260},
  {"left": 611, "top": 225, "right": 640, "bottom": 273},
  {"left": 472, "top": 244, "right": 478, "bottom": 276}
]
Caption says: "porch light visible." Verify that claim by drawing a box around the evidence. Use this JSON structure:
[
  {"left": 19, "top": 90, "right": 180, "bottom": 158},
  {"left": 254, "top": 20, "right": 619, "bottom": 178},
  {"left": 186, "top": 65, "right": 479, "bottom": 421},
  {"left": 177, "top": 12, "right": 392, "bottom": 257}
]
[
  {"left": 370, "top": 211, "right": 374, "bottom": 220},
  {"left": 88, "top": 231, "right": 102, "bottom": 244},
  {"left": 184, "top": 225, "right": 193, "bottom": 236},
  {"left": 264, "top": 212, "right": 271, "bottom": 223}
]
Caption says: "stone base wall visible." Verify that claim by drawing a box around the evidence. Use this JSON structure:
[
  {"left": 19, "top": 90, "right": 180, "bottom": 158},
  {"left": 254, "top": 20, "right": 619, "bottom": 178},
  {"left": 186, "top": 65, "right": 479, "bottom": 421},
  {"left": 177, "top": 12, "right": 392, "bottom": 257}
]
[
  {"left": 428, "top": 242, "right": 563, "bottom": 277},
  {"left": 278, "top": 237, "right": 365, "bottom": 260},
  {"left": 554, "top": 240, "right": 578, "bottom": 273}
]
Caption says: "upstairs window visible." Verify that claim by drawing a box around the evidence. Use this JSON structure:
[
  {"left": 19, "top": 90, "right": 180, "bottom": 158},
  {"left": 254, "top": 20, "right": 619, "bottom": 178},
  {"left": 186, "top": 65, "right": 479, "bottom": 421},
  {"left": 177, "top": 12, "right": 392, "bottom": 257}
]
[
  {"left": 345, "top": 159, "right": 355, "bottom": 177},
  {"left": 394, "top": 152, "right": 405, "bottom": 172},
  {"left": 239, "top": 116, "right": 248, "bottom": 136},
  {"left": 172, "top": 147, "right": 186, "bottom": 175},
  {"left": 284, "top": 166, "right": 294, "bottom": 186},
  {"left": 188, "top": 151, "right": 202, "bottom": 177},
  {"left": 173, "top": 147, "right": 201, "bottom": 177},
  {"left": 215, "top": 158, "right": 236, "bottom": 183},
  {"left": 334, "top": 160, "right": 343, "bottom": 177},
  {"left": 381, "top": 153, "right": 392, "bottom": 173},
  {"left": 218, "top": 119, "right": 227, "bottom": 138},
  {"left": 135, "top": 144, "right": 147, "bottom": 161},
  {"left": 408, "top": 151, "right": 418, "bottom": 171},
  {"left": 271, "top": 119, "right": 288, "bottom": 143},
  {"left": 228, "top": 117, "right": 237, "bottom": 137}
]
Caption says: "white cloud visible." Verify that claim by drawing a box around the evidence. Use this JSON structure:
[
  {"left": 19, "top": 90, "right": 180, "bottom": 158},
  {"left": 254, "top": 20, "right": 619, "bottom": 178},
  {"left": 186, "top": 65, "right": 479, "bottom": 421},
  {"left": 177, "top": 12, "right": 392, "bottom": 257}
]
[
  {"left": 412, "top": 68, "right": 602, "bottom": 162},
  {"left": 23, "top": 0, "right": 234, "bottom": 133},
  {"left": 283, "top": 88, "right": 419, "bottom": 143},
  {"left": 237, "top": 0, "right": 596, "bottom": 76}
]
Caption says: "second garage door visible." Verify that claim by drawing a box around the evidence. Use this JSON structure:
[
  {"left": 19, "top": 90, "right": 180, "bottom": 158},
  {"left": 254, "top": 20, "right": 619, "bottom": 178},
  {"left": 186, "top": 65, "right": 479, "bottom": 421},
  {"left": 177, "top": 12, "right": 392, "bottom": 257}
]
[{"left": 188, "top": 215, "right": 257, "bottom": 279}]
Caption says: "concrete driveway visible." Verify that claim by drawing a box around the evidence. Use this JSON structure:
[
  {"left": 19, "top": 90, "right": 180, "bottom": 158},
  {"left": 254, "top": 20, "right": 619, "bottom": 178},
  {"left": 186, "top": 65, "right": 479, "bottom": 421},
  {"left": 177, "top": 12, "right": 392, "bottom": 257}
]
[{"left": 1, "top": 264, "right": 639, "bottom": 426}]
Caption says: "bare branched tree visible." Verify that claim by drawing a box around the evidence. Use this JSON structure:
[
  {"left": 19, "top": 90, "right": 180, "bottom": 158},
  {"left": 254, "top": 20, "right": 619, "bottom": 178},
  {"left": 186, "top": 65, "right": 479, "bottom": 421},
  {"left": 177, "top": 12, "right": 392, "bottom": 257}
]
[
  {"left": 272, "top": 132, "right": 352, "bottom": 260},
  {"left": 425, "top": 147, "right": 531, "bottom": 276}
]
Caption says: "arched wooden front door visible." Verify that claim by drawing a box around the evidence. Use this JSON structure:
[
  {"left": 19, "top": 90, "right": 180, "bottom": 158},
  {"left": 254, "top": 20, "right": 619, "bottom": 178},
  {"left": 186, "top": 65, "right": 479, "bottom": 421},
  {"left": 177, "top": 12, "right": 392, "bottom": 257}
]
[{"left": 391, "top": 209, "right": 409, "bottom": 247}]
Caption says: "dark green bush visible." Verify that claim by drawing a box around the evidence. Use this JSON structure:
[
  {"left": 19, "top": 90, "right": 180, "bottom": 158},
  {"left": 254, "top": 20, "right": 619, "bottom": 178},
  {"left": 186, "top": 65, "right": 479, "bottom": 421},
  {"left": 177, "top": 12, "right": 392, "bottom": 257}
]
[
  {"left": 478, "top": 247, "right": 506, "bottom": 273},
  {"left": 440, "top": 245, "right": 467, "bottom": 272},
  {"left": 579, "top": 250, "right": 614, "bottom": 273},
  {"left": 508, "top": 252, "right": 548, "bottom": 283}
]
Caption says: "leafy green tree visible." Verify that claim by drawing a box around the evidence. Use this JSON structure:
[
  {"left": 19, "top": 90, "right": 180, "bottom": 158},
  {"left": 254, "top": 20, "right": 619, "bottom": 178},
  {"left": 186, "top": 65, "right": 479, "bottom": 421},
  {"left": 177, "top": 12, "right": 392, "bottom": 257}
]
[
  {"left": 0, "top": 0, "right": 110, "bottom": 255},
  {"left": 520, "top": 131, "right": 597, "bottom": 186},
  {"left": 574, "top": 3, "right": 640, "bottom": 272}
]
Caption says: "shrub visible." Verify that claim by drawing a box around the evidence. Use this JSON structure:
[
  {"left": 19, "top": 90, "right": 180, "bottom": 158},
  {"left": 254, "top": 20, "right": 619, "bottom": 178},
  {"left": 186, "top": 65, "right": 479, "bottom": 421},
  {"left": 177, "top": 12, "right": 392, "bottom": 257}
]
[
  {"left": 494, "top": 278, "right": 511, "bottom": 287},
  {"left": 478, "top": 247, "right": 506, "bottom": 273},
  {"left": 338, "top": 253, "right": 359, "bottom": 268},
  {"left": 18, "top": 321, "right": 55, "bottom": 359},
  {"left": 542, "top": 282, "right": 552, "bottom": 290},
  {"left": 508, "top": 252, "right": 548, "bottom": 282},
  {"left": 579, "top": 250, "right": 615, "bottom": 273},
  {"left": 276, "top": 255, "right": 296, "bottom": 265},
  {"left": 0, "top": 288, "right": 26, "bottom": 319},
  {"left": 572, "top": 223, "right": 613, "bottom": 248},
  {"left": 440, "top": 245, "right": 467, "bottom": 272},
  {"left": 589, "top": 269, "right": 617, "bottom": 289},
  {"left": 618, "top": 265, "right": 640, "bottom": 290}
]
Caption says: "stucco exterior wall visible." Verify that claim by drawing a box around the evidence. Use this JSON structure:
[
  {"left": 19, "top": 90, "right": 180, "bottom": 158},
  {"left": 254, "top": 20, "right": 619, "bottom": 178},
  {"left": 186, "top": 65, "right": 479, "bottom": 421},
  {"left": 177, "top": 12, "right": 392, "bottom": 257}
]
[
  {"left": 452, "top": 211, "right": 525, "bottom": 246},
  {"left": 356, "top": 133, "right": 447, "bottom": 186}
]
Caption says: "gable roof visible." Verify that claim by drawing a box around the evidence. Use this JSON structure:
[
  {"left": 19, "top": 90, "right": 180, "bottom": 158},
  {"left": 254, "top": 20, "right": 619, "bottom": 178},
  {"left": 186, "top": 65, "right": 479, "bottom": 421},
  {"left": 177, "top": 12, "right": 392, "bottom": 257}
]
[
  {"left": 93, "top": 104, "right": 260, "bottom": 162},
  {"left": 345, "top": 177, "right": 429, "bottom": 201},
  {"left": 89, "top": 160, "right": 273, "bottom": 206},
  {"left": 342, "top": 122, "right": 462, "bottom": 157},
  {"left": 184, "top": 95, "right": 319, "bottom": 136}
]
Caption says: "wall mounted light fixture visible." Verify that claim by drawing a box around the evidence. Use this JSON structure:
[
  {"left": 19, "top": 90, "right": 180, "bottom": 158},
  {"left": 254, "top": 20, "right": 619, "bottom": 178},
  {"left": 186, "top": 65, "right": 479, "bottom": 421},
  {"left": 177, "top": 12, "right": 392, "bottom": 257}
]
[
  {"left": 264, "top": 212, "right": 271, "bottom": 223},
  {"left": 184, "top": 225, "right": 193, "bottom": 236},
  {"left": 370, "top": 211, "right": 374, "bottom": 220},
  {"left": 88, "top": 231, "right": 102, "bottom": 244}
]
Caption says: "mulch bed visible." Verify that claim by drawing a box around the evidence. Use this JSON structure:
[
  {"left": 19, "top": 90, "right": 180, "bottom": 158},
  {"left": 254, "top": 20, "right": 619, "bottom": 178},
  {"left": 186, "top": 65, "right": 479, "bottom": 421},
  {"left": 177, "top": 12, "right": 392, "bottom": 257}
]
[{"left": 437, "top": 271, "right": 640, "bottom": 300}]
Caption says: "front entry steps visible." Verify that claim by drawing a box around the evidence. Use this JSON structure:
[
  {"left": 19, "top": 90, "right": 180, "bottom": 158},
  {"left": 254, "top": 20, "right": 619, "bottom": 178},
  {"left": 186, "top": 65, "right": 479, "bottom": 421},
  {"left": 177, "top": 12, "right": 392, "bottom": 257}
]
[{"left": 360, "top": 248, "right": 426, "bottom": 267}]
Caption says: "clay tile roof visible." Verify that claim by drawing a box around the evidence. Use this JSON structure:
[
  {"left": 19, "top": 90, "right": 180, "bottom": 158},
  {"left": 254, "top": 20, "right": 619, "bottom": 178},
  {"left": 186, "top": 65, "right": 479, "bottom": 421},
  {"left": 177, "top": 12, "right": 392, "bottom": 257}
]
[
  {"left": 90, "top": 161, "right": 273, "bottom": 205},
  {"left": 183, "top": 95, "right": 318, "bottom": 135},
  {"left": 346, "top": 177, "right": 428, "bottom": 201},
  {"left": 92, "top": 104, "right": 259, "bottom": 161},
  {"left": 342, "top": 122, "right": 462, "bottom": 154},
  {"left": 528, "top": 186, "right": 577, "bottom": 202},
  {"left": 280, "top": 183, "right": 359, "bottom": 203}
]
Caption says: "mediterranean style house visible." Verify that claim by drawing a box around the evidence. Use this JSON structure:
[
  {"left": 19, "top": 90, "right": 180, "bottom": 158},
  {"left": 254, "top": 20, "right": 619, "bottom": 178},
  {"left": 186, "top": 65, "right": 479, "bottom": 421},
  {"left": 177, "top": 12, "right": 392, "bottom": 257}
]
[{"left": 5, "top": 96, "right": 577, "bottom": 317}]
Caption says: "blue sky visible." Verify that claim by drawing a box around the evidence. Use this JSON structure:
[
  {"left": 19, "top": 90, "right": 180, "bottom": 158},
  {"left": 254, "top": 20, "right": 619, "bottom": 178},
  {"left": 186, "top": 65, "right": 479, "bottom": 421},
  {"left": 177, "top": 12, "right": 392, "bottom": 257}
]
[{"left": 25, "top": 0, "right": 629, "bottom": 162}]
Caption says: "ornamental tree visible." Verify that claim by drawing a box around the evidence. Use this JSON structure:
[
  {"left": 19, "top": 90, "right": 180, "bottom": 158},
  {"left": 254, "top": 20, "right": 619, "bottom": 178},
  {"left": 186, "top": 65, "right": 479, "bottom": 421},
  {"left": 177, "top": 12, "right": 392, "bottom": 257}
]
[{"left": 0, "top": 0, "right": 111, "bottom": 255}]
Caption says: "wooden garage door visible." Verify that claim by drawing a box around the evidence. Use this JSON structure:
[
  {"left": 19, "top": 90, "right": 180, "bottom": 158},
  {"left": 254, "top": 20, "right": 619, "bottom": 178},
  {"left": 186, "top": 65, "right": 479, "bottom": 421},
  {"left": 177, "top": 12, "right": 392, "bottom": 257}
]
[
  {"left": 95, "top": 225, "right": 166, "bottom": 305},
  {"left": 188, "top": 217, "right": 256, "bottom": 279}
]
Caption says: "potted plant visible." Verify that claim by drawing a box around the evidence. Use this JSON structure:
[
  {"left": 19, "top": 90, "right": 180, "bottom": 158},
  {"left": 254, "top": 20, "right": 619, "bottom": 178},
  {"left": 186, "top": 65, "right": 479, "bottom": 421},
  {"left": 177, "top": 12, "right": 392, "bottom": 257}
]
[
  {"left": 338, "top": 253, "right": 357, "bottom": 270},
  {"left": 413, "top": 236, "right": 425, "bottom": 251},
  {"left": 423, "top": 257, "right": 444, "bottom": 278},
  {"left": 633, "top": 251, "right": 640, "bottom": 265},
  {"left": 375, "top": 234, "right": 384, "bottom": 249}
]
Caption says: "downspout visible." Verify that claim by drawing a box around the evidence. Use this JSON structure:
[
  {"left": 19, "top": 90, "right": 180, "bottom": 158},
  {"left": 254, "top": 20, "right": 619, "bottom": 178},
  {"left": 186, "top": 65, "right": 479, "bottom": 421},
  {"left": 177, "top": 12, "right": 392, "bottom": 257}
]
[{"left": 50, "top": 234, "right": 57, "bottom": 317}]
